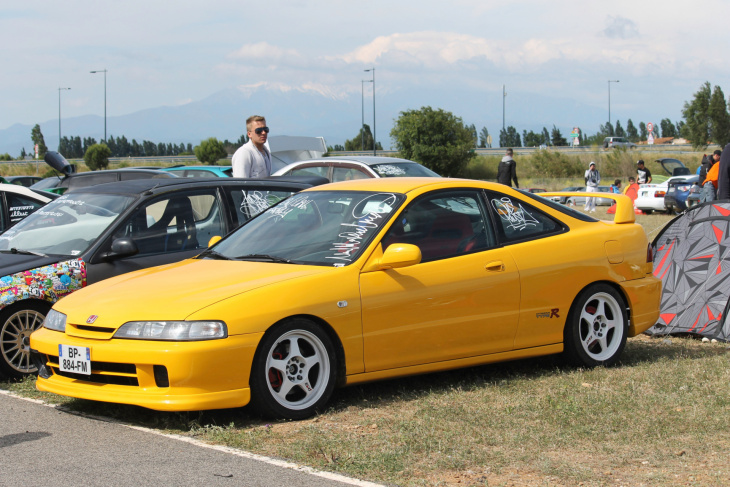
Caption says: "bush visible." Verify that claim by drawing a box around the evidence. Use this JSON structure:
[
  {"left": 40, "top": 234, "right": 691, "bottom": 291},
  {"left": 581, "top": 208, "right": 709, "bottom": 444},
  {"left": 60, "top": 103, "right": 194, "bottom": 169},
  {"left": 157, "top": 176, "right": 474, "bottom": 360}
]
[
  {"left": 0, "top": 153, "right": 13, "bottom": 161},
  {"left": 194, "top": 138, "right": 228, "bottom": 165},
  {"left": 84, "top": 143, "right": 112, "bottom": 171}
]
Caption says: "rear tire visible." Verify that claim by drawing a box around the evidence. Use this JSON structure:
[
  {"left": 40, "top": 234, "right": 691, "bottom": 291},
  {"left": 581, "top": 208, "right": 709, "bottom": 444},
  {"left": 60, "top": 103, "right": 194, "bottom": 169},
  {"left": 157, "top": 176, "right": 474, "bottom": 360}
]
[
  {"left": 249, "top": 319, "right": 337, "bottom": 420},
  {"left": 563, "top": 284, "right": 628, "bottom": 367},
  {"left": 0, "top": 301, "right": 51, "bottom": 379}
]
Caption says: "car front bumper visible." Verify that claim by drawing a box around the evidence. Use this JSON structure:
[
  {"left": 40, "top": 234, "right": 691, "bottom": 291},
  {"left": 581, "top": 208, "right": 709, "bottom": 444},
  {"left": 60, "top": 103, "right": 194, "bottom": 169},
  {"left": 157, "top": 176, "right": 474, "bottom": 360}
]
[{"left": 30, "top": 327, "right": 263, "bottom": 411}]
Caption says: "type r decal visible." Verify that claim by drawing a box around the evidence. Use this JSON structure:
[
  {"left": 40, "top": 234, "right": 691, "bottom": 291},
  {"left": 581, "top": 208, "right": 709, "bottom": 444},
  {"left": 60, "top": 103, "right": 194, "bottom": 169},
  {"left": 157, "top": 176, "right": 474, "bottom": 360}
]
[{"left": 536, "top": 309, "right": 560, "bottom": 318}]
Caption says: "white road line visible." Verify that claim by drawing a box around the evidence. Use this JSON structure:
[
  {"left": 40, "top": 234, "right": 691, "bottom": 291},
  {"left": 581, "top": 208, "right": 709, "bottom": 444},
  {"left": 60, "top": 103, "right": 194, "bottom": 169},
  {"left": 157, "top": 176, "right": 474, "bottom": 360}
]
[{"left": 1, "top": 389, "right": 384, "bottom": 487}]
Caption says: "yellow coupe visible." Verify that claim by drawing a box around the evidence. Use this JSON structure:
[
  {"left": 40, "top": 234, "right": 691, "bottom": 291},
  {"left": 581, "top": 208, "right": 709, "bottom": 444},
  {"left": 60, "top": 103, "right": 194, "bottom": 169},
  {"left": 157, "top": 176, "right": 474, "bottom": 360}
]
[{"left": 31, "top": 178, "right": 660, "bottom": 419}]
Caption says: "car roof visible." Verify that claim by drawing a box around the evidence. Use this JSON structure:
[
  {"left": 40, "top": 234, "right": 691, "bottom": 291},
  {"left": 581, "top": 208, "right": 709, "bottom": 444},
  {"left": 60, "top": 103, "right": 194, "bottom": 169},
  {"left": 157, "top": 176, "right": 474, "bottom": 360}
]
[
  {"left": 63, "top": 175, "right": 329, "bottom": 197},
  {"left": 0, "top": 182, "right": 57, "bottom": 201},
  {"left": 301, "top": 156, "right": 418, "bottom": 166},
  {"left": 300, "top": 176, "right": 484, "bottom": 194}
]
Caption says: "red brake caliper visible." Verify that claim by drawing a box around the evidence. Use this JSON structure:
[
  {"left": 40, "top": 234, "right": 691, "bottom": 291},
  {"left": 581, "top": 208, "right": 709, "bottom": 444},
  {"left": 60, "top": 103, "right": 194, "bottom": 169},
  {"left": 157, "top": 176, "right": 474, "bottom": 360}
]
[{"left": 268, "top": 352, "right": 283, "bottom": 389}]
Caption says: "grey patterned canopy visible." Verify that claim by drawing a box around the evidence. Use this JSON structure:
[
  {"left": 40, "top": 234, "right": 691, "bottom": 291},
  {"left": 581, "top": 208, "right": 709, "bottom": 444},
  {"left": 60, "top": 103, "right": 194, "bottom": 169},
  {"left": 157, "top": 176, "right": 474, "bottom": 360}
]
[{"left": 647, "top": 201, "right": 730, "bottom": 341}]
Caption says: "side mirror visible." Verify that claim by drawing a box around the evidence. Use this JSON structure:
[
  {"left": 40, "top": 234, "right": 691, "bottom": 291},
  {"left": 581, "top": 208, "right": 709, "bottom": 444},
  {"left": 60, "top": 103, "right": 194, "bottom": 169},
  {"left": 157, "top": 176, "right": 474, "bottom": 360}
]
[
  {"left": 104, "top": 237, "right": 139, "bottom": 260},
  {"left": 377, "top": 243, "right": 422, "bottom": 270},
  {"left": 208, "top": 236, "right": 222, "bottom": 247},
  {"left": 44, "top": 151, "right": 74, "bottom": 176}
]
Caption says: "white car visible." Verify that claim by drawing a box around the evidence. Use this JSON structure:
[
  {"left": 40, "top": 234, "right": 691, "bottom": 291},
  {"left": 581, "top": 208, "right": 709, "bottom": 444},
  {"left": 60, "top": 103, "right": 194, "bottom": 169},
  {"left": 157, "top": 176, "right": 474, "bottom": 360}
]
[
  {"left": 0, "top": 183, "right": 57, "bottom": 232},
  {"left": 272, "top": 156, "right": 440, "bottom": 182},
  {"left": 635, "top": 175, "right": 696, "bottom": 214},
  {"left": 634, "top": 158, "right": 692, "bottom": 214}
]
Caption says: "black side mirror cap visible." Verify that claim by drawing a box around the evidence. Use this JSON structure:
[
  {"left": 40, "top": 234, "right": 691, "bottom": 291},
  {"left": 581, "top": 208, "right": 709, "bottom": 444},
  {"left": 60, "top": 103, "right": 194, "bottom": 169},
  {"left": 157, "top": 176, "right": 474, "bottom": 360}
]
[{"left": 103, "top": 237, "right": 139, "bottom": 260}]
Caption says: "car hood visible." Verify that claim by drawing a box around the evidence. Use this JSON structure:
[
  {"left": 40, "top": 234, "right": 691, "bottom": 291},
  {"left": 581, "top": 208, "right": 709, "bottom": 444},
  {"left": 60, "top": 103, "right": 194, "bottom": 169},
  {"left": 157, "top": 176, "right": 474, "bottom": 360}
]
[
  {"left": 0, "top": 253, "right": 64, "bottom": 276},
  {"left": 56, "top": 259, "right": 334, "bottom": 326}
]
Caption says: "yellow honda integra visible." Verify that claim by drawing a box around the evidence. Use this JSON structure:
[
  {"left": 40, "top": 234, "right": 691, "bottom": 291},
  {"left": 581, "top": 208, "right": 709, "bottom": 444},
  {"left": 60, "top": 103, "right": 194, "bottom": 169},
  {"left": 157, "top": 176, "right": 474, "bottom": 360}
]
[{"left": 31, "top": 178, "right": 660, "bottom": 419}]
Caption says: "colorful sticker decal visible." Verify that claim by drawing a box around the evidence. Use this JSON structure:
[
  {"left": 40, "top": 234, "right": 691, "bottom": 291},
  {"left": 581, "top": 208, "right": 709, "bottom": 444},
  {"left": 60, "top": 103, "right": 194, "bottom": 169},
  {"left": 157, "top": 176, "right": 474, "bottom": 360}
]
[{"left": 0, "top": 258, "right": 86, "bottom": 310}]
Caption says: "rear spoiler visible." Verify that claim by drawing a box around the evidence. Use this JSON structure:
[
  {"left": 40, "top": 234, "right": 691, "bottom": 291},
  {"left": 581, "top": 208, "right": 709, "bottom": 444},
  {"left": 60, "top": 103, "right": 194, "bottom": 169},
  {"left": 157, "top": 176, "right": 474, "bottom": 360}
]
[{"left": 540, "top": 192, "right": 636, "bottom": 224}]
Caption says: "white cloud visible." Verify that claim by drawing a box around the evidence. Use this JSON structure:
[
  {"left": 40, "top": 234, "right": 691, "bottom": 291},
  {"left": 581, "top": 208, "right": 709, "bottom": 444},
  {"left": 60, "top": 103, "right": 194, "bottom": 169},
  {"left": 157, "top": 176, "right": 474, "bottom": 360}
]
[
  {"left": 228, "top": 42, "right": 302, "bottom": 62},
  {"left": 602, "top": 16, "right": 640, "bottom": 39}
]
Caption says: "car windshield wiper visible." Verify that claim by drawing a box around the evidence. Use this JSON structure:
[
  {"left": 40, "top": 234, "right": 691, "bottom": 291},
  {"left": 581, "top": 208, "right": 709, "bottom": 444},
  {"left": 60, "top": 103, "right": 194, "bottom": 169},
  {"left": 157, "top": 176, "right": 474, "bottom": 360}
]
[
  {"left": 234, "top": 253, "right": 291, "bottom": 263},
  {"left": 0, "top": 248, "right": 49, "bottom": 258},
  {"left": 197, "top": 249, "right": 231, "bottom": 260}
]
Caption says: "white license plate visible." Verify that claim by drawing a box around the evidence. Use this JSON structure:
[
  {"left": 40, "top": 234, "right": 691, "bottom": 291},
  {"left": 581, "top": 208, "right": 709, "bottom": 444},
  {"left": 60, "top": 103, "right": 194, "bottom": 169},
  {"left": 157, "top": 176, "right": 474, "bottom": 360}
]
[{"left": 58, "top": 344, "right": 91, "bottom": 375}]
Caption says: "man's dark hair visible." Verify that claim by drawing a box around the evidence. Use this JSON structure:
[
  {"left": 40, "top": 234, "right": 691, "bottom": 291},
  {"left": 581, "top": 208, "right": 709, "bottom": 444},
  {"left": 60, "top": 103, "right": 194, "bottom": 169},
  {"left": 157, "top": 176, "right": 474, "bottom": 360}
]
[{"left": 506, "top": 148, "right": 514, "bottom": 156}]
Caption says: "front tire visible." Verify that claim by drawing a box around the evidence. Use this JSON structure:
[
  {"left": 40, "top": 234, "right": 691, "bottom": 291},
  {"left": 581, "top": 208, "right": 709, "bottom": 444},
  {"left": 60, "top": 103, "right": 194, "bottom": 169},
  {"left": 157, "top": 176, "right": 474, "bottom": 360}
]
[
  {"left": 249, "top": 319, "right": 337, "bottom": 420},
  {"left": 0, "top": 301, "right": 51, "bottom": 379},
  {"left": 563, "top": 284, "right": 628, "bottom": 367}
]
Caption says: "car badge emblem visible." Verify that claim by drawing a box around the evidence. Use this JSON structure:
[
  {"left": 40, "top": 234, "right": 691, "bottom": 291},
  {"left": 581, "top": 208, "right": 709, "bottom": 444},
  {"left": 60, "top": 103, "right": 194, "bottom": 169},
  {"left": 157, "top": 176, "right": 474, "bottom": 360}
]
[{"left": 86, "top": 315, "right": 98, "bottom": 324}]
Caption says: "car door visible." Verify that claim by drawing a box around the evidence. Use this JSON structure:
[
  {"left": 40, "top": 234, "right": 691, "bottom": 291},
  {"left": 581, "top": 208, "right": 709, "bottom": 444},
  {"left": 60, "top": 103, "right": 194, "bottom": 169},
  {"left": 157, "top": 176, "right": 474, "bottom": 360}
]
[
  {"left": 359, "top": 189, "right": 520, "bottom": 372},
  {"left": 484, "top": 190, "right": 570, "bottom": 349},
  {"left": 86, "top": 188, "right": 226, "bottom": 283}
]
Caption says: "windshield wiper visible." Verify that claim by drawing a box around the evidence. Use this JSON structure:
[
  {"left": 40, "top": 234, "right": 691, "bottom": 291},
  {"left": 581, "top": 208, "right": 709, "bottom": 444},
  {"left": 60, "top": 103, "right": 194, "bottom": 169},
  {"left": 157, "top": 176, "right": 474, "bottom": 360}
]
[
  {"left": 0, "top": 248, "right": 49, "bottom": 258},
  {"left": 197, "top": 249, "right": 231, "bottom": 260},
  {"left": 234, "top": 253, "right": 291, "bottom": 263}
]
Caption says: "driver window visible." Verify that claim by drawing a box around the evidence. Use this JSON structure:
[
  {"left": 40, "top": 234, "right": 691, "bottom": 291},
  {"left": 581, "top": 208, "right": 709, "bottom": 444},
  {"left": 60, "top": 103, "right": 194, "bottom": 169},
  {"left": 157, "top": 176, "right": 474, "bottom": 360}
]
[
  {"left": 381, "top": 191, "right": 494, "bottom": 262},
  {"left": 118, "top": 191, "right": 223, "bottom": 256}
]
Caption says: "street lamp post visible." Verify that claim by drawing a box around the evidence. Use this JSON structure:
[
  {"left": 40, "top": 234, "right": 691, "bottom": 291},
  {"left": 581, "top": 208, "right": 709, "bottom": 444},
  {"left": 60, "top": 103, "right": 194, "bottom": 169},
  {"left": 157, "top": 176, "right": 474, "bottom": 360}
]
[
  {"left": 361, "top": 79, "right": 372, "bottom": 151},
  {"left": 502, "top": 84, "right": 506, "bottom": 131},
  {"left": 608, "top": 80, "right": 619, "bottom": 126},
  {"left": 364, "top": 67, "right": 375, "bottom": 155},
  {"left": 90, "top": 69, "right": 108, "bottom": 142},
  {"left": 58, "top": 87, "right": 71, "bottom": 151}
]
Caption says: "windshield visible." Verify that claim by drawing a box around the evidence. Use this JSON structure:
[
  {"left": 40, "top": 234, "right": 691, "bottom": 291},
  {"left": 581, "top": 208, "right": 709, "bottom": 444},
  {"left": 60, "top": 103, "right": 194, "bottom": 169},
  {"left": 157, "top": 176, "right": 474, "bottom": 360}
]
[
  {"left": 370, "top": 163, "right": 440, "bottom": 178},
  {"left": 0, "top": 192, "right": 136, "bottom": 256},
  {"left": 206, "top": 191, "right": 405, "bottom": 266}
]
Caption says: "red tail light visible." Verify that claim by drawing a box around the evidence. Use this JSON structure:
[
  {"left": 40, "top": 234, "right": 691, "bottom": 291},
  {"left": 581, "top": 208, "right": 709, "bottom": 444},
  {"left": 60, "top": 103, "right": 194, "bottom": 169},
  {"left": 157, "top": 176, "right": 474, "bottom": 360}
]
[{"left": 647, "top": 243, "right": 654, "bottom": 263}]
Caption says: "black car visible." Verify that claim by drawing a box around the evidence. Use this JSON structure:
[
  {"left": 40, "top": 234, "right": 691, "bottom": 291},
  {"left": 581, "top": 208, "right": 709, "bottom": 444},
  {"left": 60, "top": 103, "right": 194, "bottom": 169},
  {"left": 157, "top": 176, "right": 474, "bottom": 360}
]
[
  {"left": 0, "top": 175, "right": 326, "bottom": 378},
  {"left": 29, "top": 151, "right": 178, "bottom": 195}
]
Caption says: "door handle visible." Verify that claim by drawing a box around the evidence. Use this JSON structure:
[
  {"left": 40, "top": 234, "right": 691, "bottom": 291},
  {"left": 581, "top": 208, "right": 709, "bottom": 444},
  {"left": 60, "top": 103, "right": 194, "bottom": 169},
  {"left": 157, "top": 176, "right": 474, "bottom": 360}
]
[{"left": 485, "top": 261, "right": 504, "bottom": 272}]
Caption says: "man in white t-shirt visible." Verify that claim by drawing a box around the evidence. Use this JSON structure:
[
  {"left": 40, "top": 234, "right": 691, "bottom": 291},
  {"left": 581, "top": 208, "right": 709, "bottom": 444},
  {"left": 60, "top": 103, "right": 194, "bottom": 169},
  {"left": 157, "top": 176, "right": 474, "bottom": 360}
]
[
  {"left": 232, "top": 115, "right": 271, "bottom": 178},
  {"left": 584, "top": 161, "right": 601, "bottom": 212}
]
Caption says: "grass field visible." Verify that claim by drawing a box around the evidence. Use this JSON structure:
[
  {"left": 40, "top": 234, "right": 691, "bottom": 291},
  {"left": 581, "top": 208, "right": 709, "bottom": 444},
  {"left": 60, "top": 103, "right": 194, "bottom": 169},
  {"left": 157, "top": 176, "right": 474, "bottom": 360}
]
[{"left": 3, "top": 174, "right": 726, "bottom": 486}]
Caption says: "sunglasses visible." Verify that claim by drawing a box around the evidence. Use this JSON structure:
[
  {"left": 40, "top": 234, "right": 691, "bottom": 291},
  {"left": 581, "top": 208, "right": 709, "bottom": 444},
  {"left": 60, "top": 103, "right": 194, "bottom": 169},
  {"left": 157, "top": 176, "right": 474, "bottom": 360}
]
[{"left": 254, "top": 126, "right": 270, "bottom": 135}]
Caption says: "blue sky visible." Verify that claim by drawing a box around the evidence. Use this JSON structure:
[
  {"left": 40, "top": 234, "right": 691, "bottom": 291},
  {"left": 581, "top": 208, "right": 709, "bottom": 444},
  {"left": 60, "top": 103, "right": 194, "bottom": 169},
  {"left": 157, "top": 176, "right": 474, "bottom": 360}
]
[{"left": 3, "top": 0, "right": 729, "bottom": 140}]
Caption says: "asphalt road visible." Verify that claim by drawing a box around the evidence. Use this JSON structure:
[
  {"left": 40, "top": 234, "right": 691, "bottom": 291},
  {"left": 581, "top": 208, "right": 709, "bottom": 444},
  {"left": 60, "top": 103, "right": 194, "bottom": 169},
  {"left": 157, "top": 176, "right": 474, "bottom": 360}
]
[{"left": 0, "top": 392, "right": 382, "bottom": 487}]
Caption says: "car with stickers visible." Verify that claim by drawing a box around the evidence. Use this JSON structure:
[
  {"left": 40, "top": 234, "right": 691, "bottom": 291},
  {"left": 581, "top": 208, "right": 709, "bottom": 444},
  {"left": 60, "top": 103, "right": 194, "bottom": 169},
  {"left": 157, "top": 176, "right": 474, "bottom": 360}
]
[
  {"left": 272, "top": 156, "right": 440, "bottom": 182},
  {"left": 30, "top": 178, "right": 660, "bottom": 419},
  {"left": 0, "top": 176, "right": 326, "bottom": 378},
  {"left": 0, "top": 183, "right": 58, "bottom": 232}
]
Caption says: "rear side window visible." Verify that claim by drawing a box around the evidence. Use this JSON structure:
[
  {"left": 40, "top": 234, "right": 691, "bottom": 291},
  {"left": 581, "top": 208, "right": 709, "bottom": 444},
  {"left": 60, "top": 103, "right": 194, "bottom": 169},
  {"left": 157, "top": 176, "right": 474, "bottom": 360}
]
[{"left": 486, "top": 191, "right": 564, "bottom": 244}]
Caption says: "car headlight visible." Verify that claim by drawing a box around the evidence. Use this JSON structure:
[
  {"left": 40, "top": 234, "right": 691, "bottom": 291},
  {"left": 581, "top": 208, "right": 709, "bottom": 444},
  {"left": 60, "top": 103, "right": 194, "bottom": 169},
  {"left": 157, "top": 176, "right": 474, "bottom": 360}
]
[
  {"left": 43, "top": 309, "right": 67, "bottom": 332},
  {"left": 114, "top": 321, "right": 227, "bottom": 341}
]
